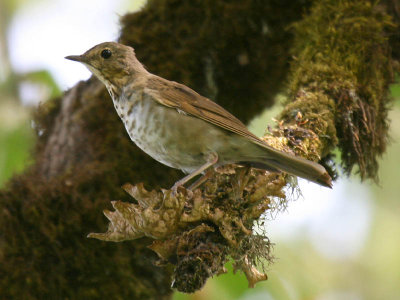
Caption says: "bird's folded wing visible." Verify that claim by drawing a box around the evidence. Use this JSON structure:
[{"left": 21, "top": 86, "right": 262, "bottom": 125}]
[{"left": 145, "top": 75, "right": 267, "bottom": 147}]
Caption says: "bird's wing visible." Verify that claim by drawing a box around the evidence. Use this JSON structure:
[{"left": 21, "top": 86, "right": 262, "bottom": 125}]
[{"left": 144, "top": 75, "right": 265, "bottom": 146}]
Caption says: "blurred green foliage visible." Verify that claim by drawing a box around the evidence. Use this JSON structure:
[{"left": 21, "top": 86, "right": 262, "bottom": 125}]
[
  {"left": 21, "top": 69, "right": 62, "bottom": 99},
  {"left": 0, "top": 119, "right": 34, "bottom": 187}
]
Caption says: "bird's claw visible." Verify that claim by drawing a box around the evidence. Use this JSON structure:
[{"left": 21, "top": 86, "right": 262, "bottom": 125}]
[{"left": 171, "top": 182, "right": 182, "bottom": 196}]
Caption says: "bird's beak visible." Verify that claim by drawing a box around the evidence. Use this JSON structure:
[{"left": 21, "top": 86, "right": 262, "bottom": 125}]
[{"left": 65, "top": 55, "right": 85, "bottom": 63}]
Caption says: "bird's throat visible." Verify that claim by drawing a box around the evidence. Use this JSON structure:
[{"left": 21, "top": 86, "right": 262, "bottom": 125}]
[{"left": 106, "top": 84, "right": 121, "bottom": 101}]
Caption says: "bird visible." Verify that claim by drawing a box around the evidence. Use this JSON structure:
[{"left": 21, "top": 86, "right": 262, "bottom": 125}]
[{"left": 65, "top": 42, "right": 332, "bottom": 191}]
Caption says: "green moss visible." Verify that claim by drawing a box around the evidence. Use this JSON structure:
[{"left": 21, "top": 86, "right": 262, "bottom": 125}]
[
  {"left": 0, "top": 122, "right": 34, "bottom": 187},
  {"left": 284, "top": 0, "right": 397, "bottom": 180},
  {"left": 279, "top": 90, "right": 337, "bottom": 157}
]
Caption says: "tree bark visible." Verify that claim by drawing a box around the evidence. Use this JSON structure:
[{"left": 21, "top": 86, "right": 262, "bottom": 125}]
[{"left": 0, "top": 0, "right": 398, "bottom": 298}]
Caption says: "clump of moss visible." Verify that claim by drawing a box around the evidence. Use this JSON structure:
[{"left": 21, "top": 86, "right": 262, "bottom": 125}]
[
  {"left": 284, "top": 0, "right": 397, "bottom": 180},
  {"left": 170, "top": 225, "right": 227, "bottom": 293}
]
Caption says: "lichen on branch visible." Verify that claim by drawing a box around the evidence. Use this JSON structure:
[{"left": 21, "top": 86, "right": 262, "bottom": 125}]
[{"left": 89, "top": 167, "right": 280, "bottom": 291}]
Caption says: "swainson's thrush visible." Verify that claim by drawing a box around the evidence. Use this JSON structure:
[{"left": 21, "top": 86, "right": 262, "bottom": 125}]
[{"left": 66, "top": 42, "right": 332, "bottom": 189}]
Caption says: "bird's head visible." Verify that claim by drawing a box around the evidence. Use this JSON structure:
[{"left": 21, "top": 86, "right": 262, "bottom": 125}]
[{"left": 65, "top": 42, "right": 147, "bottom": 90}]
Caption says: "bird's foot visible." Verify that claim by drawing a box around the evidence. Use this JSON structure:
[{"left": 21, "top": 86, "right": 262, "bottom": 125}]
[
  {"left": 170, "top": 153, "right": 218, "bottom": 195},
  {"left": 171, "top": 182, "right": 184, "bottom": 196}
]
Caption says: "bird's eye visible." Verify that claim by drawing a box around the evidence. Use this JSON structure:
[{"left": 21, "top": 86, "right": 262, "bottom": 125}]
[{"left": 101, "top": 49, "right": 112, "bottom": 59}]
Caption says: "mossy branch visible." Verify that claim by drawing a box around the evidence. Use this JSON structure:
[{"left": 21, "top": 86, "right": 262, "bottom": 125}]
[
  {"left": 88, "top": 0, "right": 398, "bottom": 293},
  {"left": 285, "top": 0, "right": 396, "bottom": 180}
]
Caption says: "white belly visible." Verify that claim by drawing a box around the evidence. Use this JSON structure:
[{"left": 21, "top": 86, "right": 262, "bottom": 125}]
[{"left": 112, "top": 92, "right": 215, "bottom": 173}]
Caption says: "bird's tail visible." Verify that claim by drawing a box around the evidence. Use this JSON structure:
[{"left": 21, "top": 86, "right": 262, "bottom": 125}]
[{"left": 246, "top": 146, "right": 332, "bottom": 188}]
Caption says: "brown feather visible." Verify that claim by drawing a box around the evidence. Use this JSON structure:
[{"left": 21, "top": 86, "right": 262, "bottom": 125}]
[{"left": 145, "top": 75, "right": 263, "bottom": 143}]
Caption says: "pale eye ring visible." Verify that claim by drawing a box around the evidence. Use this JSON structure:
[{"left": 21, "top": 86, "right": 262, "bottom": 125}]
[{"left": 101, "top": 49, "right": 112, "bottom": 59}]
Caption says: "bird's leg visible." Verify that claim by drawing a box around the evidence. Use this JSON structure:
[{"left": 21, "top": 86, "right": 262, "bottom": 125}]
[
  {"left": 171, "top": 152, "right": 218, "bottom": 193},
  {"left": 187, "top": 169, "right": 214, "bottom": 191}
]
